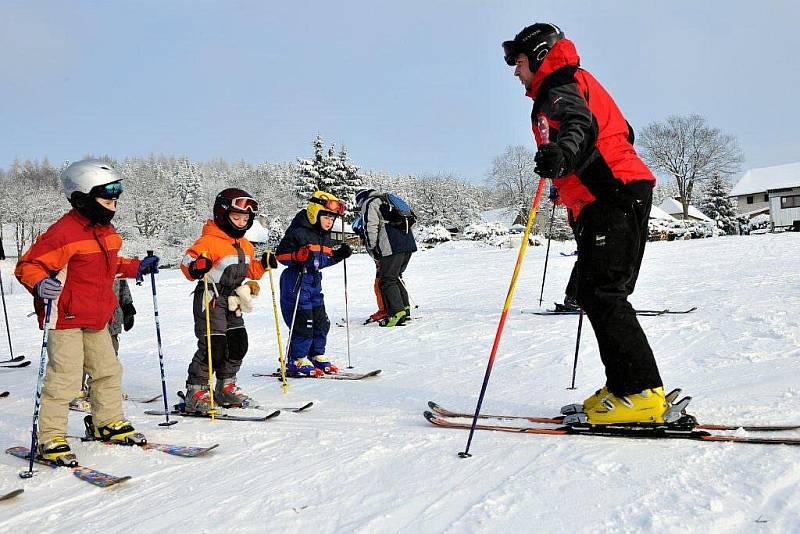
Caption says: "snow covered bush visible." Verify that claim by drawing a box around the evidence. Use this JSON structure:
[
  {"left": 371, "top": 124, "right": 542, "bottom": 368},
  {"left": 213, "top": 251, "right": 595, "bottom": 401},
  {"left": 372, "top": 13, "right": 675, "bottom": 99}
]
[
  {"left": 417, "top": 224, "right": 451, "bottom": 244},
  {"left": 741, "top": 214, "right": 771, "bottom": 234},
  {"left": 463, "top": 222, "right": 508, "bottom": 242}
]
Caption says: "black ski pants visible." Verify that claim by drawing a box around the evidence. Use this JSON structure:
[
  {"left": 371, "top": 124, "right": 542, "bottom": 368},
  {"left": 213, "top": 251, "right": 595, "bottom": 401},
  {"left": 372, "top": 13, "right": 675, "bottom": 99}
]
[
  {"left": 377, "top": 252, "right": 412, "bottom": 316},
  {"left": 572, "top": 181, "right": 662, "bottom": 397},
  {"left": 187, "top": 327, "right": 249, "bottom": 386}
]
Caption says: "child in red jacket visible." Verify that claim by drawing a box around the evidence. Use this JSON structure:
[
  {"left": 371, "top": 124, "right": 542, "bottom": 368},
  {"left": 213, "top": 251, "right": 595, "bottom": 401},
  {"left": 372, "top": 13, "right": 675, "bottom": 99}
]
[{"left": 16, "top": 159, "right": 158, "bottom": 466}]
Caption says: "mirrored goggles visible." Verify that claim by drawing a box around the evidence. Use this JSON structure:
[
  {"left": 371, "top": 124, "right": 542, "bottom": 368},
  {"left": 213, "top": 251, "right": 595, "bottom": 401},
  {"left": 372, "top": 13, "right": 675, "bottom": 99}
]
[
  {"left": 310, "top": 196, "right": 345, "bottom": 216},
  {"left": 502, "top": 40, "right": 518, "bottom": 66},
  {"left": 229, "top": 196, "right": 259, "bottom": 213},
  {"left": 94, "top": 181, "right": 124, "bottom": 199}
]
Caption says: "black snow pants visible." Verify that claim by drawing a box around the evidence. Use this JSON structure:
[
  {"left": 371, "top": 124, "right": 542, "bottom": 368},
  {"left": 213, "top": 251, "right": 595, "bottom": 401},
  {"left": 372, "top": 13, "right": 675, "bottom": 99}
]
[{"left": 572, "top": 180, "right": 662, "bottom": 397}]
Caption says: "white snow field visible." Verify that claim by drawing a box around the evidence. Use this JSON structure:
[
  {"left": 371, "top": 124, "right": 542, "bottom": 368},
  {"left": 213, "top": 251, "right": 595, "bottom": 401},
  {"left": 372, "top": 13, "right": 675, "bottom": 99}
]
[{"left": 1, "top": 233, "right": 799, "bottom": 533}]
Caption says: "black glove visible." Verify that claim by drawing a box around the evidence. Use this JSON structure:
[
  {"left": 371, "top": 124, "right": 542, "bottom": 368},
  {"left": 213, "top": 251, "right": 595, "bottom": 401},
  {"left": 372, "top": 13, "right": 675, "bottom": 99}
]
[
  {"left": 261, "top": 251, "right": 278, "bottom": 269},
  {"left": 121, "top": 303, "right": 136, "bottom": 332},
  {"left": 188, "top": 256, "right": 213, "bottom": 280},
  {"left": 534, "top": 143, "right": 573, "bottom": 178},
  {"left": 333, "top": 243, "right": 353, "bottom": 261}
]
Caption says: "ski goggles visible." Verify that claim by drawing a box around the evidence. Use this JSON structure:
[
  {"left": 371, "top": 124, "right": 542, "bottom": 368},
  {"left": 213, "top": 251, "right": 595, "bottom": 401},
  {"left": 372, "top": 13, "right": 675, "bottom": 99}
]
[
  {"left": 309, "top": 196, "right": 345, "bottom": 216},
  {"left": 502, "top": 41, "right": 519, "bottom": 66},
  {"left": 227, "top": 196, "right": 259, "bottom": 213},
  {"left": 94, "top": 181, "right": 124, "bottom": 199}
]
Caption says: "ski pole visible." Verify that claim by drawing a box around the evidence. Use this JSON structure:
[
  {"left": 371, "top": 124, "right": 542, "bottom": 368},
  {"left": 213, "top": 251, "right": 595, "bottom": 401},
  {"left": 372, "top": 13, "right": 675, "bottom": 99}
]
[
  {"left": 398, "top": 277, "right": 418, "bottom": 309},
  {"left": 20, "top": 276, "right": 55, "bottom": 479},
  {"left": 568, "top": 308, "right": 584, "bottom": 390},
  {"left": 538, "top": 203, "right": 556, "bottom": 306},
  {"left": 459, "top": 113, "right": 550, "bottom": 459},
  {"left": 202, "top": 271, "right": 217, "bottom": 421},
  {"left": 342, "top": 258, "right": 353, "bottom": 369},
  {"left": 265, "top": 251, "right": 288, "bottom": 393},
  {"left": 284, "top": 268, "right": 306, "bottom": 370},
  {"left": 459, "top": 178, "right": 546, "bottom": 458},
  {"left": 0, "top": 268, "right": 21, "bottom": 361},
  {"left": 143, "top": 250, "right": 177, "bottom": 427}
]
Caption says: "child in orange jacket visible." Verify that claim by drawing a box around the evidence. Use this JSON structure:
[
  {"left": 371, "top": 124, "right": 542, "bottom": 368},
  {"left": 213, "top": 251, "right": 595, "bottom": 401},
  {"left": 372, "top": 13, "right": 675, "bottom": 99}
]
[
  {"left": 180, "top": 188, "right": 277, "bottom": 414},
  {"left": 15, "top": 159, "right": 158, "bottom": 466}
]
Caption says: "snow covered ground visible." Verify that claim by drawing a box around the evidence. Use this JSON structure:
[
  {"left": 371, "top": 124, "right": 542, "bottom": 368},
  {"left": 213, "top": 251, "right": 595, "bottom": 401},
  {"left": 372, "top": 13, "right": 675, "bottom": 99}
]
[{"left": 1, "top": 233, "right": 799, "bottom": 533}]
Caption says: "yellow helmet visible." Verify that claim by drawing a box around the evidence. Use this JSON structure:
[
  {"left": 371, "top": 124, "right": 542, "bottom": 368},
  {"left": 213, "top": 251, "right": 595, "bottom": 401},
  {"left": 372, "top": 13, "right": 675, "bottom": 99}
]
[{"left": 307, "top": 191, "right": 345, "bottom": 225}]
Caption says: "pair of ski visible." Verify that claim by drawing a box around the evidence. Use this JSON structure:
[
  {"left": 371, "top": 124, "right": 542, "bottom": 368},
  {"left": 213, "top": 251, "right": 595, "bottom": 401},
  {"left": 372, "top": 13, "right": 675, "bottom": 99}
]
[
  {"left": 425, "top": 401, "right": 800, "bottom": 445},
  {"left": 252, "top": 369, "right": 381, "bottom": 381},
  {"left": 6, "top": 436, "right": 220, "bottom": 488},
  {"left": 0, "top": 355, "right": 30, "bottom": 368},
  {"left": 69, "top": 393, "right": 164, "bottom": 413},
  {"left": 144, "top": 393, "right": 315, "bottom": 422},
  {"left": 527, "top": 307, "right": 697, "bottom": 317}
]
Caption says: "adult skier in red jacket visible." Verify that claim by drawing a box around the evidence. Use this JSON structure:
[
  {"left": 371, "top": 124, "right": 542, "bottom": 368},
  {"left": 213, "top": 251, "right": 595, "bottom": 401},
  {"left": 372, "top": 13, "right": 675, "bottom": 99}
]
[{"left": 503, "top": 23, "right": 669, "bottom": 425}]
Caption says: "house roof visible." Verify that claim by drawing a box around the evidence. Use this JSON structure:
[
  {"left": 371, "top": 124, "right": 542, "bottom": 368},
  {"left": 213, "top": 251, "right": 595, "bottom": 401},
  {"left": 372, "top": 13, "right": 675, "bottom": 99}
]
[
  {"left": 730, "top": 161, "right": 800, "bottom": 196},
  {"left": 649, "top": 205, "right": 677, "bottom": 221},
  {"left": 481, "top": 207, "right": 517, "bottom": 225},
  {"left": 658, "top": 198, "right": 713, "bottom": 222},
  {"left": 244, "top": 219, "right": 270, "bottom": 243}
]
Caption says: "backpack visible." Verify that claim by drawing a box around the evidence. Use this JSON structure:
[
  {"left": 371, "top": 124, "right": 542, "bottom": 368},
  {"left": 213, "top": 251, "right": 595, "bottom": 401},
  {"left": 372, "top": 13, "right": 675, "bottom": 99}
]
[
  {"left": 378, "top": 193, "right": 416, "bottom": 232},
  {"left": 351, "top": 216, "right": 366, "bottom": 238}
]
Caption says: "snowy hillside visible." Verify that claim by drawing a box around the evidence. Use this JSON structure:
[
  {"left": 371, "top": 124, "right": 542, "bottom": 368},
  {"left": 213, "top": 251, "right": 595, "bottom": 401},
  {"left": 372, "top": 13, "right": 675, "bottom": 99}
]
[{"left": 1, "top": 233, "right": 799, "bottom": 532}]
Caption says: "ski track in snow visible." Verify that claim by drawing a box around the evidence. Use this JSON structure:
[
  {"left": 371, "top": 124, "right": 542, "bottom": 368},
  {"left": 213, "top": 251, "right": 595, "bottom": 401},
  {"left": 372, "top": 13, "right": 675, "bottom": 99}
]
[{"left": 1, "top": 233, "right": 799, "bottom": 532}]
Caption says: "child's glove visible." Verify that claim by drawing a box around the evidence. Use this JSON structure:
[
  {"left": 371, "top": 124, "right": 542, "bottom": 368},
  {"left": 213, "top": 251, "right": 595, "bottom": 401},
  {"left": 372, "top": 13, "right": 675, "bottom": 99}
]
[
  {"left": 121, "top": 303, "right": 136, "bottom": 332},
  {"left": 137, "top": 255, "right": 160, "bottom": 279},
  {"left": 35, "top": 278, "right": 62, "bottom": 300},
  {"left": 548, "top": 184, "right": 560, "bottom": 202},
  {"left": 188, "top": 255, "right": 213, "bottom": 280},
  {"left": 291, "top": 246, "right": 311, "bottom": 263},
  {"left": 333, "top": 244, "right": 353, "bottom": 261},
  {"left": 261, "top": 251, "right": 278, "bottom": 269}
]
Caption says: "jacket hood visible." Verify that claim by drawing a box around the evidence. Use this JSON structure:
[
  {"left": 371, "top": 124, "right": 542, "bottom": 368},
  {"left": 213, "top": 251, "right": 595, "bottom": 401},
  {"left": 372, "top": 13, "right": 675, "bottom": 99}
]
[
  {"left": 201, "top": 219, "right": 238, "bottom": 242},
  {"left": 526, "top": 38, "right": 581, "bottom": 99}
]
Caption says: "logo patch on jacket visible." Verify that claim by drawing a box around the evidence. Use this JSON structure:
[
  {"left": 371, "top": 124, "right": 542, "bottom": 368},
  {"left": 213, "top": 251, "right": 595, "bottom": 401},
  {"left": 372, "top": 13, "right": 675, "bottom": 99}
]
[{"left": 595, "top": 235, "right": 606, "bottom": 246}]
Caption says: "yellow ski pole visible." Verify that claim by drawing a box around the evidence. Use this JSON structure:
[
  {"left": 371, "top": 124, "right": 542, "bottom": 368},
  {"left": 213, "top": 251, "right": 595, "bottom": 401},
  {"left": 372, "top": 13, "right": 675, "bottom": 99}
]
[
  {"left": 202, "top": 270, "right": 216, "bottom": 421},
  {"left": 265, "top": 250, "right": 288, "bottom": 393}
]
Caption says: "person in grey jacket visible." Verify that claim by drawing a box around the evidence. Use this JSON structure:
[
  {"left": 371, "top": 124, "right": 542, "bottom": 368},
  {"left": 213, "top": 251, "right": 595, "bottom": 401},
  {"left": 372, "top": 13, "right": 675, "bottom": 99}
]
[
  {"left": 70, "top": 278, "right": 135, "bottom": 410},
  {"left": 355, "top": 189, "right": 417, "bottom": 327}
]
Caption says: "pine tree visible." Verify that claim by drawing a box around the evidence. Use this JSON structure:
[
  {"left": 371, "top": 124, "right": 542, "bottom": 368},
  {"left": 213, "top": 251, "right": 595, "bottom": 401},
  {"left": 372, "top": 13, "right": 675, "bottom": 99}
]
[
  {"left": 329, "top": 146, "right": 364, "bottom": 221},
  {"left": 294, "top": 134, "right": 325, "bottom": 205},
  {"left": 173, "top": 156, "right": 204, "bottom": 223},
  {"left": 699, "top": 173, "right": 738, "bottom": 235}
]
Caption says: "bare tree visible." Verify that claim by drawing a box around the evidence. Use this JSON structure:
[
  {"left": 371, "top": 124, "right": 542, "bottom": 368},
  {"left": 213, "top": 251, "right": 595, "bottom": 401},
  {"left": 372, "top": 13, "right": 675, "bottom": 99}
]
[
  {"left": 639, "top": 114, "right": 743, "bottom": 219},
  {"left": 486, "top": 145, "right": 538, "bottom": 224}
]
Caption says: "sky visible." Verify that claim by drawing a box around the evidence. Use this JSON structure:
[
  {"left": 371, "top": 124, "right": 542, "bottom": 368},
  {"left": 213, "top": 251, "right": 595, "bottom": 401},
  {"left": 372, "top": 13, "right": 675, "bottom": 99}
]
[{"left": 1, "top": 0, "right": 798, "bottom": 182}]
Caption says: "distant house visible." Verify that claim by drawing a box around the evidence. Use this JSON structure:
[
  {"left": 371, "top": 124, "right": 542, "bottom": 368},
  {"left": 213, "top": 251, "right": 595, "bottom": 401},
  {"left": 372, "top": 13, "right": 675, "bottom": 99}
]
[
  {"left": 331, "top": 218, "right": 356, "bottom": 244},
  {"left": 658, "top": 198, "right": 713, "bottom": 223},
  {"left": 649, "top": 205, "right": 678, "bottom": 222},
  {"left": 481, "top": 207, "right": 522, "bottom": 227},
  {"left": 730, "top": 162, "right": 800, "bottom": 230},
  {"left": 244, "top": 217, "right": 271, "bottom": 248}
]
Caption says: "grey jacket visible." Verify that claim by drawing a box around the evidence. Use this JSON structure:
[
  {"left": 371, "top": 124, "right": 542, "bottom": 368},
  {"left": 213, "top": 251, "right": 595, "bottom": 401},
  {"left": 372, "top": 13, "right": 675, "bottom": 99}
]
[{"left": 359, "top": 191, "right": 417, "bottom": 258}]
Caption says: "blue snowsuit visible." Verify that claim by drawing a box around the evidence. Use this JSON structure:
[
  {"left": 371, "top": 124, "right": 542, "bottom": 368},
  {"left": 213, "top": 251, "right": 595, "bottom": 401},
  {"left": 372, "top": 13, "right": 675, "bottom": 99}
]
[{"left": 275, "top": 210, "right": 341, "bottom": 361}]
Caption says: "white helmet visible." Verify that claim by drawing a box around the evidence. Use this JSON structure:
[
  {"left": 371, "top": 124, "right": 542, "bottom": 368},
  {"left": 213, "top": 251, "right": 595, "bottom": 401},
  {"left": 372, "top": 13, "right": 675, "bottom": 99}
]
[{"left": 60, "top": 159, "right": 123, "bottom": 200}]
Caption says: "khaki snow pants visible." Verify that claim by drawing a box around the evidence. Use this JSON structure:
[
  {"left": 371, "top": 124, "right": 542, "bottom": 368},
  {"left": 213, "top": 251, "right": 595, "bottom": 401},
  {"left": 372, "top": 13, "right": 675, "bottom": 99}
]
[{"left": 38, "top": 328, "right": 124, "bottom": 442}]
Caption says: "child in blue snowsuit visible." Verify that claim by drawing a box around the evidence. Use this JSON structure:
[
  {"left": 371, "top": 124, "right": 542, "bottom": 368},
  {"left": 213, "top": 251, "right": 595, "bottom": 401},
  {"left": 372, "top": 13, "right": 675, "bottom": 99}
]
[{"left": 275, "top": 191, "right": 352, "bottom": 376}]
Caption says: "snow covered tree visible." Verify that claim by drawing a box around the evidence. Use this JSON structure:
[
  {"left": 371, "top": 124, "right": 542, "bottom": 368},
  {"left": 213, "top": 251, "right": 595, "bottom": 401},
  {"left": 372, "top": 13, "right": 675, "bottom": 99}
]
[
  {"left": 328, "top": 146, "right": 364, "bottom": 221},
  {"left": 639, "top": 114, "right": 743, "bottom": 219},
  {"left": 486, "top": 145, "right": 538, "bottom": 224},
  {"left": 699, "top": 173, "right": 738, "bottom": 235},
  {"left": 294, "top": 134, "right": 325, "bottom": 205},
  {"left": 173, "top": 156, "right": 204, "bottom": 223}
]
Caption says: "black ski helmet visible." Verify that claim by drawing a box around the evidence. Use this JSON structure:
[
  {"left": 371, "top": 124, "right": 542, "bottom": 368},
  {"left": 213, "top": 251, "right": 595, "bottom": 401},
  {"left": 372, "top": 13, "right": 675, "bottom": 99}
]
[
  {"left": 503, "top": 23, "right": 564, "bottom": 74},
  {"left": 213, "top": 188, "right": 258, "bottom": 238}
]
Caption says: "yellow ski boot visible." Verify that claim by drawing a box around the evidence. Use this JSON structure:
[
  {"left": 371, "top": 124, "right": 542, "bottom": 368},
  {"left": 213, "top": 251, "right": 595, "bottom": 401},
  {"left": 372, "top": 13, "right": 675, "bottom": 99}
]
[
  {"left": 85, "top": 416, "right": 146, "bottom": 445},
  {"left": 561, "top": 385, "right": 609, "bottom": 415},
  {"left": 38, "top": 436, "right": 78, "bottom": 467},
  {"left": 584, "top": 387, "right": 668, "bottom": 425}
]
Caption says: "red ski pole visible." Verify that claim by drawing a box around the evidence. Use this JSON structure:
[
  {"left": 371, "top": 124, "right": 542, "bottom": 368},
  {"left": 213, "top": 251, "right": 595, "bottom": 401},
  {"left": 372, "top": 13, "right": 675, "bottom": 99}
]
[{"left": 459, "top": 114, "right": 550, "bottom": 458}]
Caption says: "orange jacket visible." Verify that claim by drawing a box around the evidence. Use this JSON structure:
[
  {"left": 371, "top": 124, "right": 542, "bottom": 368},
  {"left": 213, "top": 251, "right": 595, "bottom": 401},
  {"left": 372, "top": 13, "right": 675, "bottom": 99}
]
[
  {"left": 180, "top": 220, "right": 265, "bottom": 285},
  {"left": 15, "top": 209, "right": 140, "bottom": 330}
]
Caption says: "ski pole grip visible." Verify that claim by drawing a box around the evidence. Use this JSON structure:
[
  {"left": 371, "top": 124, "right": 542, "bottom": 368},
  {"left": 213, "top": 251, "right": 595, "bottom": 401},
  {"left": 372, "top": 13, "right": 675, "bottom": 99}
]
[{"left": 147, "top": 250, "right": 154, "bottom": 257}]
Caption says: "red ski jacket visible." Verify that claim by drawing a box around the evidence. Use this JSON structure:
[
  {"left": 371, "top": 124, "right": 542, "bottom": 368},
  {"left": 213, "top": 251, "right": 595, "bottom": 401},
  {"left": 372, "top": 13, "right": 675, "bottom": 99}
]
[
  {"left": 526, "top": 38, "right": 655, "bottom": 220},
  {"left": 15, "top": 209, "right": 140, "bottom": 330}
]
